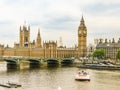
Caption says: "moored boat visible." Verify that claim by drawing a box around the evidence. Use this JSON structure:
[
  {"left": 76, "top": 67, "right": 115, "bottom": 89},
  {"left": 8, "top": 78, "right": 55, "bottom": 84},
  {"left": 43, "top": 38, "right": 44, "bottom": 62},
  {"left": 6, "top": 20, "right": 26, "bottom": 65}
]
[
  {"left": 75, "top": 70, "right": 90, "bottom": 81},
  {"left": 0, "top": 81, "right": 22, "bottom": 88},
  {"left": 7, "top": 82, "right": 22, "bottom": 87},
  {"left": 0, "top": 82, "right": 22, "bottom": 88}
]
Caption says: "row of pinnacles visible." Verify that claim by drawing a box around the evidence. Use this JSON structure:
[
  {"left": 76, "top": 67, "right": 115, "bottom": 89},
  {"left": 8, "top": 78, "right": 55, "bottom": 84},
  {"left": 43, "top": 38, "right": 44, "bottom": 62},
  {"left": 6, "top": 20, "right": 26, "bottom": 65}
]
[
  {"left": 96, "top": 38, "right": 120, "bottom": 59},
  {"left": 0, "top": 16, "right": 87, "bottom": 58},
  {"left": 95, "top": 38, "right": 120, "bottom": 44}
]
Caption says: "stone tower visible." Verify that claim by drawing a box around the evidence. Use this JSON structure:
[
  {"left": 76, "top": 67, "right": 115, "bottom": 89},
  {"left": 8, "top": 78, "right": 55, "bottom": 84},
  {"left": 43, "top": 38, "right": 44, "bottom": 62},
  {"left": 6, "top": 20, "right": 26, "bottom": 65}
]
[
  {"left": 36, "top": 29, "right": 42, "bottom": 47},
  {"left": 43, "top": 41, "right": 57, "bottom": 58},
  {"left": 19, "top": 25, "right": 30, "bottom": 47},
  {"left": 78, "top": 16, "right": 87, "bottom": 57}
]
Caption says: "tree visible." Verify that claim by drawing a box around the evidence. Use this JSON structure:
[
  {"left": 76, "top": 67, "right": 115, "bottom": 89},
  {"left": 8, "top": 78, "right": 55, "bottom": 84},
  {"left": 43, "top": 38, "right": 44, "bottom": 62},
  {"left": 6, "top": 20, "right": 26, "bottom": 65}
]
[
  {"left": 116, "top": 48, "right": 120, "bottom": 59},
  {"left": 92, "top": 49, "right": 105, "bottom": 59}
]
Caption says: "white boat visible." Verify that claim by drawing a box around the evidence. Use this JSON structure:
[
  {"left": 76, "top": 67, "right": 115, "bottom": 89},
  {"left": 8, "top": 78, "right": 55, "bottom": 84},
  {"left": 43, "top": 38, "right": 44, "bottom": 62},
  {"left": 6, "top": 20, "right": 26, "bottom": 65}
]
[
  {"left": 75, "top": 70, "right": 90, "bottom": 81},
  {"left": 58, "top": 86, "right": 61, "bottom": 90}
]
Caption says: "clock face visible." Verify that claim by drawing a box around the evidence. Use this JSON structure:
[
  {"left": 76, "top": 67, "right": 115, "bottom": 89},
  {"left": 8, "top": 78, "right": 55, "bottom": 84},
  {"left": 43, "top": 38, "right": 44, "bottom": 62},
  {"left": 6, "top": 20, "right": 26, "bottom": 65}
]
[
  {"left": 83, "top": 31, "right": 86, "bottom": 34},
  {"left": 79, "top": 30, "right": 81, "bottom": 34}
]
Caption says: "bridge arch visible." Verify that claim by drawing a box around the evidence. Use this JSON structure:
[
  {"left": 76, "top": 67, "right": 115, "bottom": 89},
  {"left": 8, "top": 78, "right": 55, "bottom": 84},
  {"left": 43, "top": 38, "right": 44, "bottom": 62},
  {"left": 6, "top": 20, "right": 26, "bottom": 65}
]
[
  {"left": 27, "top": 59, "right": 41, "bottom": 68},
  {"left": 4, "top": 58, "right": 19, "bottom": 69}
]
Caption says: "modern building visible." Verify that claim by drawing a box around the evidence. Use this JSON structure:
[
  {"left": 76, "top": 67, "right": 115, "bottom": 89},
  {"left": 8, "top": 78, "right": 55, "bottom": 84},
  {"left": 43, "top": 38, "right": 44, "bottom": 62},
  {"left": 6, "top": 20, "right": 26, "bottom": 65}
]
[
  {"left": 96, "top": 38, "right": 120, "bottom": 59},
  {"left": 0, "top": 16, "right": 87, "bottom": 58}
]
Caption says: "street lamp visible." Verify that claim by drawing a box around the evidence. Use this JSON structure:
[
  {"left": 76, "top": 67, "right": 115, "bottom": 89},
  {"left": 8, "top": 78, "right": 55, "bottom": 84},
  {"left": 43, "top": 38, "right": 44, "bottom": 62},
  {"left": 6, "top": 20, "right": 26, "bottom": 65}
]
[
  {"left": 107, "top": 43, "right": 110, "bottom": 60},
  {"left": 113, "top": 42, "right": 117, "bottom": 64},
  {"left": 112, "top": 38, "right": 116, "bottom": 64}
]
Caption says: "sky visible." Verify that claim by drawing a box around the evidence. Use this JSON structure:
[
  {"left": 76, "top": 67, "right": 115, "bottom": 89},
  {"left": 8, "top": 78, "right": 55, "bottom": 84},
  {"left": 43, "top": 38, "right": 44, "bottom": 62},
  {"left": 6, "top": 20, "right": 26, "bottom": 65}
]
[{"left": 0, "top": 0, "right": 120, "bottom": 47}]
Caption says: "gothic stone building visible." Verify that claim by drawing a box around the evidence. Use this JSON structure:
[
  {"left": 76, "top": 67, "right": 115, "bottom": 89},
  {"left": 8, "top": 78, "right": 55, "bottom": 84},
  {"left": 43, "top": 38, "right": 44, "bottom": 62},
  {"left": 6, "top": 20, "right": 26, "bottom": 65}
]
[
  {"left": 96, "top": 38, "right": 120, "bottom": 59},
  {"left": 0, "top": 16, "right": 87, "bottom": 58}
]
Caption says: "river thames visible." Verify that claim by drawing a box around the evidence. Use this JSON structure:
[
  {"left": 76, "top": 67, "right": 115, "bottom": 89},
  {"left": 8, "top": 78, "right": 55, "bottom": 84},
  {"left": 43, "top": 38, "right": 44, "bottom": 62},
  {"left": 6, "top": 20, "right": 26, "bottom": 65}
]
[{"left": 0, "top": 62, "right": 120, "bottom": 90}]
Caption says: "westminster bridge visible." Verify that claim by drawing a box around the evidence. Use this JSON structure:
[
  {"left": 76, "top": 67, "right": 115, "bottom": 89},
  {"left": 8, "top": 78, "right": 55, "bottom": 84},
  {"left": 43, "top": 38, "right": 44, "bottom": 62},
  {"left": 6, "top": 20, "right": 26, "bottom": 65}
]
[{"left": 0, "top": 57, "right": 74, "bottom": 69}]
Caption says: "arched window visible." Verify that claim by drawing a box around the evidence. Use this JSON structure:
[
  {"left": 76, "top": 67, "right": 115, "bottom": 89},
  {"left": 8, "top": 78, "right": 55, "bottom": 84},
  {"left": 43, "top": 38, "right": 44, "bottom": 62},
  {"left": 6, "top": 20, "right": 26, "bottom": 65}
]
[{"left": 25, "top": 37, "right": 28, "bottom": 42}]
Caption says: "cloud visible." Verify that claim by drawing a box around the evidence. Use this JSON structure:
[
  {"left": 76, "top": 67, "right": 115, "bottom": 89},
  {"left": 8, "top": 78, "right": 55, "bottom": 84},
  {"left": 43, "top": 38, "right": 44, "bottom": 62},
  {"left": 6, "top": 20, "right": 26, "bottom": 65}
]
[
  {"left": 86, "top": 3, "right": 120, "bottom": 15},
  {"left": 0, "top": 0, "right": 120, "bottom": 47}
]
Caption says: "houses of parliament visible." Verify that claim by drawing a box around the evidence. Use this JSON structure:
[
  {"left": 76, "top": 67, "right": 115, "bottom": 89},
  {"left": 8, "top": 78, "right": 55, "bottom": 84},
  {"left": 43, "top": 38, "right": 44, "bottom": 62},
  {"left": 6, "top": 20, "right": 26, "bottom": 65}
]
[{"left": 0, "top": 16, "right": 87, "bottom": 58}]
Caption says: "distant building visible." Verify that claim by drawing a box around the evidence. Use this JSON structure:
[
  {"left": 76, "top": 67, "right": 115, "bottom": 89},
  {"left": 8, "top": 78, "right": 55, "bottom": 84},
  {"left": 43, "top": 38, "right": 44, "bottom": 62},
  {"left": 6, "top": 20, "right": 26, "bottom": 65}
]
[
  {"left": 0, "top": 16, "right": 87, "bottom": 58},
  {"left": 87, "top": 44, "right": 95, "bottom": 57},
  {"left": 96, "top": 38, "right": 120, "bottom": 59}
]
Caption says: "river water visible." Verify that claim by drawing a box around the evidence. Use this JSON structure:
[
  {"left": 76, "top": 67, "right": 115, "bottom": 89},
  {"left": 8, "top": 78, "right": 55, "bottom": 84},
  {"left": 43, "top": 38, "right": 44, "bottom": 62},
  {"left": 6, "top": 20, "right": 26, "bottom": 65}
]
[{"left": 0, "top": 62, "right": 120, "bottom": 90}]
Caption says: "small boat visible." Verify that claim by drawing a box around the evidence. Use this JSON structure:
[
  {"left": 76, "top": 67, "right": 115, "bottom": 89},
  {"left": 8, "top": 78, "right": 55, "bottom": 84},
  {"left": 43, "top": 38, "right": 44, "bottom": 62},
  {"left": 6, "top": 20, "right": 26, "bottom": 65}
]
[
  {"left": 0, "top": 83, "right": 11, "bottom": 88},
  {"left": 0, "top": 81, "right": 22, "bottom": 88},
  {"left": 58, "top": 86, "right": 61, "bottom": 90},
  {"left": 7, "top": 82, "right": 22, "bottom": 88},
  {"left": 75, "top": 70, "right": 90, "bottom": 81},
  {"left": 0, "top": 82, "right": 21, "bottom": 88}
]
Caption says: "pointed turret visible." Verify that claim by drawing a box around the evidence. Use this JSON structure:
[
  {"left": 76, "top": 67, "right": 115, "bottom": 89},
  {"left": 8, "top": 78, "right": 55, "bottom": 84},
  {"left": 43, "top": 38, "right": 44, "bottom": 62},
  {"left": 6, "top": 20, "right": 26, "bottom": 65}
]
[
  {"left": 118, "top": 38, "right": 120, "bottom": 43},
  {"left": 28, "top": 26, "right": 30, "bottom": 31},
  {"left": 112, "top": 38, "right": 115, "bottom": 43},
  {"left": 80, "top": 15, "right": 86, "bottom": 28},
  {"left": 81, "top": 15, "right": 84, "bottom": 22},
  {"left": 36, "top": 28, "right": 42, "bottom": 47},
  {"left": 20, "top": 26, "right": 21, "bottom": 31},
  {"left": 38, "top": 29, "right": 40, "bottom": 37}
]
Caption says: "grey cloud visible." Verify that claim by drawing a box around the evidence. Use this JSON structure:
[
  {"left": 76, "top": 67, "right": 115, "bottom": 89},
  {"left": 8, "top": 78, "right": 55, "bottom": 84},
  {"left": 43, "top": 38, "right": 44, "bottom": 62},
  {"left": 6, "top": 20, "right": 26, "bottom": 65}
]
[
  {"left": 0, "top": 20, "right": 13, "bottom": 25},
  {"left": 86, "top": 3, "right": 120, "bottom": 15}
]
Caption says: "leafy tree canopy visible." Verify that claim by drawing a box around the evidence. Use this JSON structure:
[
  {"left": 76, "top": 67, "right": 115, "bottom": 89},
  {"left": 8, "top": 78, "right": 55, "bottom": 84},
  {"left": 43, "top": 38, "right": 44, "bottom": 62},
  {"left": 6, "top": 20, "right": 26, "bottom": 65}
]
[
  {"left": 116, "top": 48, "right": 120, "bottom": 59},
  {"left": 92, "top": 49, "right": 105, "bottom": 59}
]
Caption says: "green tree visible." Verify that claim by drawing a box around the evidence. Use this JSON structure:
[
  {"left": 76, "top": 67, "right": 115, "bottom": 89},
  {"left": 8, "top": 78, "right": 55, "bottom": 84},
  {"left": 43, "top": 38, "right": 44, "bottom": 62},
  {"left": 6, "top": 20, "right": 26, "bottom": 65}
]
[
  {"left": 116, "top": 48, "right": 120, "bottom": 59},
  {"left": 92, "top": 49, "right": 105, "bottom": 59}
]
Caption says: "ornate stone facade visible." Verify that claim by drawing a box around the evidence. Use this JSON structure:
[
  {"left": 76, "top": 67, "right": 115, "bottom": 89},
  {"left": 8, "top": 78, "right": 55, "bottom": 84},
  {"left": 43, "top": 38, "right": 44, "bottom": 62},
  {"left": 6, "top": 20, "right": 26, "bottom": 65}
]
[
  {"left": 0, "top": 16, "right": 87, "bottom": 58},
  {"left": 96, "top": 38, "right": 120, "bottom": 59},
  {"left": 78, "top": 16, "right": 87, "bottom": 57}
]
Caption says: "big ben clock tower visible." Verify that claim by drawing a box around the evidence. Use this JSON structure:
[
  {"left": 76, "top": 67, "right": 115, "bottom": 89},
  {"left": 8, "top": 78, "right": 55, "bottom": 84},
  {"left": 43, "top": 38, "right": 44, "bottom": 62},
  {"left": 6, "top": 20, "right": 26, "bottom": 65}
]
[{"left": 78, "top": 16, "right": 87, "bottom": 57}]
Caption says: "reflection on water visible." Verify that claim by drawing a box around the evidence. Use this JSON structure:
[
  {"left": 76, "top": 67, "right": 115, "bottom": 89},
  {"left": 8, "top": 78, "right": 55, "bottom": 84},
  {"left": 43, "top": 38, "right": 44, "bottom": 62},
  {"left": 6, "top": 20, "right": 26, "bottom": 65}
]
[{"left": 0, "top": 62, "right": 120, "bottom": 90}]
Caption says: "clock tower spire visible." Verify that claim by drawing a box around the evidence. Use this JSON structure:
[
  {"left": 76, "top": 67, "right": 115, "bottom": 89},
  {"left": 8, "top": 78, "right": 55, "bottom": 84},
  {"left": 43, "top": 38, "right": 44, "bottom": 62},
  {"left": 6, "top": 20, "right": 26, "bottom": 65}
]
[{"left": 78, "top": 16, "right": 87, "bottom": 57}]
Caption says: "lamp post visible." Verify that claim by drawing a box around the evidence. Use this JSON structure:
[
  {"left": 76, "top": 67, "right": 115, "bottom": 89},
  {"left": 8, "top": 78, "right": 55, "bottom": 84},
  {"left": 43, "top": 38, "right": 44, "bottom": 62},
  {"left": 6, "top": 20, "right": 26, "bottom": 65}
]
[
  {"left": 113, "top": 43, "right": 117, "bottom": 64},
  {"left": 107, "top": 43, "right": 110, "bottom": 60},
  {"left": 112, "top": 38, "right": 116, "bottom": 64}
]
